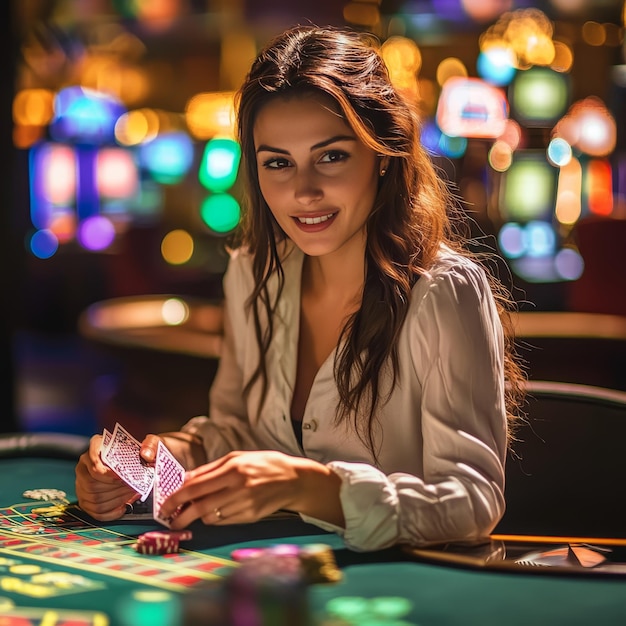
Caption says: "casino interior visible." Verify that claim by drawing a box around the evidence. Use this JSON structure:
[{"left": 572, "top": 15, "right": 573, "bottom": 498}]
[{"left": 2, "top": 1, "right": 626, "bottom": 625}]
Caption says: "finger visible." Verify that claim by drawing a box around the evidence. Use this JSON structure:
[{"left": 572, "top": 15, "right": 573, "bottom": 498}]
[
  {"left": 88, "top": 435, "right": 112, "bottom": 474},
  {"left": 140, "top": 434, "right": 162, "bottom": 464},
  {"left": 200, "top": 499, "right": 253, "bottom": 526},
  {"left": 168, "top": 490, "right": 245, "bottom": 529},
  {"left": 167, "top": 496, "right": 230, "bottom": 530},
  {"left": 75, "top": 485, "right": 135, "bottom": 521},
  {"left": 183, "top": 451, "right": 241, "bottom": 481},
  {"left": 159, "top": 470, "right": 232, "bottom": 520},
  {"left": 76, "top": 455, "right": 120, "bottom": 488}
]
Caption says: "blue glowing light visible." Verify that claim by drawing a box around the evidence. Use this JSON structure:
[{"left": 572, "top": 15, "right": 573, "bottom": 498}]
[
  {"left": 547, "top": 138, "right": 572, "bottom": 167},
  {"left": 139, "top": 132, "right": 195, "bottom": 185},
  {"left": 50, "top": 87, "right": 126, "bottom": 145},
  {"left": 525, "top": 220, "right": 556, "bottom": 258},
  {"left": 29, "top": 229, "right": 59, "bottom": 259},
  {"left": 420, "top": 120, "right": 467, "bottom": 158},
  {"left": 477, "top": 48, "right": 517, "bottom": 86}
]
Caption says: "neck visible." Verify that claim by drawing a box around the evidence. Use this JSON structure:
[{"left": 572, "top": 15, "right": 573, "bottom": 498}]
[{"left": 303, "top": 248, "right": 366, "bottom": 306}]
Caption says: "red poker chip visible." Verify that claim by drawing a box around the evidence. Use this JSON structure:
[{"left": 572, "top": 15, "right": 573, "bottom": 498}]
[{"left": 135, "top": 530, "right": 193, "bottom": 555}]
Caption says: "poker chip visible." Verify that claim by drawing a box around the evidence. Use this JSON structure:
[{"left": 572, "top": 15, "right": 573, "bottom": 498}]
[
  {"left": 299, "top": 543, "right": 343, "bottom": 584},
  {"left": 230, "top": 547, "right": 266, "bottom": 562},
  {"left": 135, "top": 530, "right": 193, "bottom": 555},
  {"left": 229, "top": 543, "right": 342, "bottom": 584},
  {"left": 22, "top": 488, "right": 67, "bottom": 502}
]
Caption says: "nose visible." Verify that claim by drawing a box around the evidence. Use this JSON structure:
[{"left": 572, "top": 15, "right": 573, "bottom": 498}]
[{"left": 294, "top": 167, "right": 323, "bottom": 206}]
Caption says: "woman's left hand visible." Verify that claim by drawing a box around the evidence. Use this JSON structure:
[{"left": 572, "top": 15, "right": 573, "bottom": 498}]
[{"left": 160, "top": 450, "right": 306, "bottom": 528}]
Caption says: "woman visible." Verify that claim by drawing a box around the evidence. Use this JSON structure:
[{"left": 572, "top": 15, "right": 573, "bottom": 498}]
[{"left": 76, "top": 25, "right": 525, "bottom": 551}]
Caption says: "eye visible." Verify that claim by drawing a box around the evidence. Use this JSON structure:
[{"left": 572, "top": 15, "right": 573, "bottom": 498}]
[
  {"left": 262, "top": 157, "right": 291, "bottom": 170},
  {"left": 319, "top": 150, "right": 349, "bottom": 164}
]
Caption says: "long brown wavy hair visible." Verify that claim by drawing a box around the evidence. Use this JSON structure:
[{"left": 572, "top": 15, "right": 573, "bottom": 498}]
[{"left": 234, "top": 25, "right": 525, "bottom": 457}]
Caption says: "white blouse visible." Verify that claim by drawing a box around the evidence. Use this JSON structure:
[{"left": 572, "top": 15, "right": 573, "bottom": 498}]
[{"left": 182, "top": 242, "right": 508, "bottom": 551}]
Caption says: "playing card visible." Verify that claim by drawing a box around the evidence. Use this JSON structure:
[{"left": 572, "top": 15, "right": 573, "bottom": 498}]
[
  {"left": 153, "top": 440, "right": 186, "bottom": 527},
  {"left": 100, "top": 428, "right": 112, "bottom": 457},
  {"left": 102, "top": 423, "right": 154, "bottom": 500}
]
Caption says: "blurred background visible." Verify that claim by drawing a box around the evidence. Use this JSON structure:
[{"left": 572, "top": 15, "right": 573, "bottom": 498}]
[{"left": 2, "top": 0, "right": 626, "bottom": 438}]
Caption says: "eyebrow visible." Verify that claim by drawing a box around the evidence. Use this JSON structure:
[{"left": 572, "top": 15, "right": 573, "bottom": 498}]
[{"left": 256, "top": 134, "right": 356, "bottom": 154}]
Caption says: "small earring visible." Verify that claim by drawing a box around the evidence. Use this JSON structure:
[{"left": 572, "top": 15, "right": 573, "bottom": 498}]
[{"left": 380, "top": 168, "right": 387, "bottom": 176}]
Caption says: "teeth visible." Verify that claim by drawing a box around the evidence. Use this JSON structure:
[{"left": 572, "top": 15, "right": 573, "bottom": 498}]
[{"left": 297, "top": 213, "right": 335, "bottom": 225}]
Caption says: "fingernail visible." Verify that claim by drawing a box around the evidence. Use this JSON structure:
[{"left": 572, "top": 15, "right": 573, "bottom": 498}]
[{"left": 144, "top": 449, "right": 154, "bottom": 460}]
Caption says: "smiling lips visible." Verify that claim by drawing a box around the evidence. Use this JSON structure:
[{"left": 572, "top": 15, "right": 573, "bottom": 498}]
[{"left": 294, "top": 212, "right": 337, "bottom": 227}]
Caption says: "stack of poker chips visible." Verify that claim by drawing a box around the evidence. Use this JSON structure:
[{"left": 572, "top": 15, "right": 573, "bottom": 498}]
[
  {"left": 225, "top": 549, "right": 311, "bottom": 626},
  {"left": 231, "top": 543, "right": 342, "bottom": 585},
  {"left": 135, "top": 530, "right": 193, "bottom": 555},
  {"left": 297, "top": 544, "right": 343, "bottom": 584},
  {"left": 182, "top": 544, "right": 342, "bottom": 625}
]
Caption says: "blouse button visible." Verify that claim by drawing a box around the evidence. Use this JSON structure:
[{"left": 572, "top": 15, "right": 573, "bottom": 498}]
[{"left": 303, "top": 419, "right": 318, "bottom": 432}]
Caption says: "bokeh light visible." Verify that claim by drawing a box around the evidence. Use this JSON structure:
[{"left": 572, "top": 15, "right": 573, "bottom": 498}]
[
  {"left": 498, "top": 222, "right": 526, "bottom": 258},
  {"left": 115, "top": 109, "right": 161, "bottom": 146},
  {"left": 501, "top": 154, "right": 556, "bottom": 221},
  {"left": 161, "top": 229, "right": 194, "bottom": 265},
  {"left": 586, "top": 159, "right": 613, "bottom": 216},
  {"left": 13, "top": 89, "right": 55, "bottom": 127},
  {"left": 200, "top": 194, "right": 241, "bottom": 234},
  {"left": 97, "top": 148, "right": 139, "bottom": 198},
  {"left": 199, "top": 138, "right": 241, "bottom": 193},
  {"left": 29, "top": 229, "right": 59, "bottom": 259},
  {"left": 381, "top": 36, "right": 421, "bottom": 99},
  {"left": 50, "top": 87, "right": 126, "bottom": 145},
  {"left": 557, "top": 98, "right": 617, "bottom": 157},
  {"left": 161, "top": 298, "right": 189, "bottom": 326},
  {"left": 461, "top": 0, "right": 513, "bottom": 23},
  {"left": 554, "top": 247, "right": 584, "bottom": 281},
  {"left": 509, "top": 67, "right": 569, "bottom": 126},
  {"left": 436, "top": 77, "right": 508, "bottom": 138},
  {"left": 488, "top": 140, "right": 513, "bottom": 172},
  {"left": 139, "top": 132, "right": 194, "bottom": 185},
  {"left": 547, "top": 138, "right": 572, "bottom": 167},
  {"left": 421, "top": 120, "right": 468, "bottom": 158},
  {"left": 550, "top": 41, "right": 574, "bottom": 73},
  {"left": 554, "top": 157, "right": 582, "bottom": 225},
  {"left": 477, "top": 46, "right": 517, "bottom": 86},
  {"left": 185, "top": 92, "right": 236, "bottom": 140},
  {"left": 525, "top": 220, "right": 556, "bottom": 258},
  {"left": 77, "top": 215, "right": 116, "bottom": 251},
  {"left": 436, "top": 58, "right": 468, "bottom": 87}
]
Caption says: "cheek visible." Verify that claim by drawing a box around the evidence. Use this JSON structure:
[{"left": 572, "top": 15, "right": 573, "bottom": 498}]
[
  {"left": 258, "top": 180, "right": 288, "bottom": 225},
  {"left": 258, "top": 177, "right": 277, "bottom": 208}
]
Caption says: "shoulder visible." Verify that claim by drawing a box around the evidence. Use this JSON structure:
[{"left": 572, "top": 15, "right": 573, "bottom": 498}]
[
  {"left": 222, "top": 247, "right": 255, "bottom": 297},
  {"left": 222, "top": 241, "right": 304, "bottom": 296},
  {"left": 416, "top": 246, "right": 491, "bottom": 301},
  {"left": 406, "top": 247, "right": 503, "bottom": 351}
]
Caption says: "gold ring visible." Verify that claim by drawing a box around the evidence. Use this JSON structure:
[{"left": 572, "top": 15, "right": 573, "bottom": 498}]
[{"left": 214, "top": 507, "right": 223, "bottom": 520}]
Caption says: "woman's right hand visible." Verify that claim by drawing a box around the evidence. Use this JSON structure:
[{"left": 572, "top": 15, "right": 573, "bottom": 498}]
[{"left": 75, "top": 434, "right": 138, "bottom": 521}]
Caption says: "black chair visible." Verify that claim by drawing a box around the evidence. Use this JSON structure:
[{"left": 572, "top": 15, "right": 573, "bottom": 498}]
[
  {"left": 494, "top": 380, "right": 626, "bottom": 539},
  {"left": 0, "top": 431, "right": 90, "bottom": 460}
]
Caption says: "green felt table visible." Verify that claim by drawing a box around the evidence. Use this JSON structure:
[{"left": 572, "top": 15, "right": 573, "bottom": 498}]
[{"left": 1, "top": 457, "right": 626, "bottom": 626}]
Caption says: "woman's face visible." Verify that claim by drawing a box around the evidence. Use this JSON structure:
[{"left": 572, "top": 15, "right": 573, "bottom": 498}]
[{"left": 253, "top": 92, "right": 380, "bottom": 261}]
